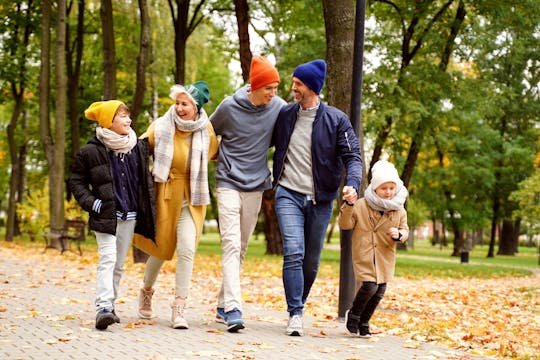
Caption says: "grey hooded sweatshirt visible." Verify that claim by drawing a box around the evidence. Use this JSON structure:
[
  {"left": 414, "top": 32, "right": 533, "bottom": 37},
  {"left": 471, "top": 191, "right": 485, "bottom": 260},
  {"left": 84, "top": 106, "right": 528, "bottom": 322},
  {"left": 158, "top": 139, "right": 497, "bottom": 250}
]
[{"left": 210, "top": 85, "right": 286, "bottom": 192}]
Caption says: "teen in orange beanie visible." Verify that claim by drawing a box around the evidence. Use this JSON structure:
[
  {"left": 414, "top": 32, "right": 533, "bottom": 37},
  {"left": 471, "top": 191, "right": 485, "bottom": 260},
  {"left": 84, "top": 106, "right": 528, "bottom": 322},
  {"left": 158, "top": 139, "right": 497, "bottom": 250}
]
[
  {"left": 209, "top": 55, "right": 285, "bottom": 332},
  {"left": 250, "top": 55, "right": 280, "bottom": 91}
]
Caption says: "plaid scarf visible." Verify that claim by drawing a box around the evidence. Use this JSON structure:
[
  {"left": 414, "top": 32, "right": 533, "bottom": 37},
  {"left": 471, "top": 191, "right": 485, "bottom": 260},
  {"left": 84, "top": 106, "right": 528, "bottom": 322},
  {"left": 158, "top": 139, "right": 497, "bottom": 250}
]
[{"left": 152, "top": 105, "right": 210, "bottom": 205}]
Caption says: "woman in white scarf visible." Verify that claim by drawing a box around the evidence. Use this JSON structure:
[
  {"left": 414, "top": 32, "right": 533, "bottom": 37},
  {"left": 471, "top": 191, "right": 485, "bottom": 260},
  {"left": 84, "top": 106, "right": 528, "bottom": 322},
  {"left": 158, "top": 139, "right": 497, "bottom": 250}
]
[{"left": 133, "top": 81, "right": 218, "bottom": 329}]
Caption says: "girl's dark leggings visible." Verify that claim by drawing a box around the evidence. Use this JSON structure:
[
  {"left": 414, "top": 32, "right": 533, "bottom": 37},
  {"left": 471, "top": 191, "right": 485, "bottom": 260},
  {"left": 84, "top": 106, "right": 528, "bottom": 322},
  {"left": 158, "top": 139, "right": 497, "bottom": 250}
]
[{"left": 350, "top": 281, "right": 387, "bottom": 326}]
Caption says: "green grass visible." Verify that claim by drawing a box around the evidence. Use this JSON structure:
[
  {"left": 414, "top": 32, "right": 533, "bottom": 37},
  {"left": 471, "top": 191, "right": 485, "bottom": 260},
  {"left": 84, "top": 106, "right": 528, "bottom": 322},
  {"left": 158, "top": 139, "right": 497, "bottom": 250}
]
[
  {"left": 6, "top": 229, "right": 538, "bottom": 280},
  {"left": 197, "top": 234, "right": 537, "bottom": 279}
]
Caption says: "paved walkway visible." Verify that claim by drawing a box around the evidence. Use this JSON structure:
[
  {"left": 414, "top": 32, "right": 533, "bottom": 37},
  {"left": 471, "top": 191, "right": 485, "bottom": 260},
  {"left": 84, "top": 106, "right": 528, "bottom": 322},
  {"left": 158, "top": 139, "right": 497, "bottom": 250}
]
[{"left": 0, "top": 247, "right": 485, "bottom": 360}]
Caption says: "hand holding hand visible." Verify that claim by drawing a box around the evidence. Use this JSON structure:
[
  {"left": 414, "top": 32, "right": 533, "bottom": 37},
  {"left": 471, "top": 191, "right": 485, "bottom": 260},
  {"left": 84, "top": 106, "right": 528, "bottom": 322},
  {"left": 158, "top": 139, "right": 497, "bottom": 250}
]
[{"left": 342, "top": 186, "right": 357, "bottom": 205}]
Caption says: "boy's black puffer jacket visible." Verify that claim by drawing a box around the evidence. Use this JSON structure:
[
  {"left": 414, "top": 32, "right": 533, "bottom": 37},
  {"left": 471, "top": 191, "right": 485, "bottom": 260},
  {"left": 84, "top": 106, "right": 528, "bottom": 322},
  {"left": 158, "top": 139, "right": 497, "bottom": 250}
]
[{"left": 69, "top": 136, "right": 156, "bottom": 241}]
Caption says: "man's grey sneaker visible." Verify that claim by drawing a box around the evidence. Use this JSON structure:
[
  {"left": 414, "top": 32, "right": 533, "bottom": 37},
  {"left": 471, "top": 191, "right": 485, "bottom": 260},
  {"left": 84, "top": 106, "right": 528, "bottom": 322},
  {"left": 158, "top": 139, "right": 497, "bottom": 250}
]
[
  {"left": 286, "top": 314, "right": 304, "bottom": 336},
  {"left": 359, "top": 325, "right": 372, "bottom": 338},
  {"left": 345, "top": 309, "right": 360, "bottom": 336},
  {"left": 216, "top": 307, "right": 227, "bottom": 324},
  {"left": 225, "top": 308, "right": 245, "bottom": 332},
  {"left": 95, "top": 308, "right": 116, "bottom": 330}
]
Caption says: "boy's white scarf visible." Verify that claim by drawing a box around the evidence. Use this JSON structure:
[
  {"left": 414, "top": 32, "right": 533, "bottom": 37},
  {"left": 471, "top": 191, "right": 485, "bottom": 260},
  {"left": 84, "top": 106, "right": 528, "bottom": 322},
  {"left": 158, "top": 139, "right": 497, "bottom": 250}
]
[
  {"left": 96, "top": 126, "right": 137, "bottom": 154},
  {"left": 364, "top": 182, "right": 408, "bottom": 212},
  {"left": 152, "top": 105, "right": 210, "bottom": 205}
]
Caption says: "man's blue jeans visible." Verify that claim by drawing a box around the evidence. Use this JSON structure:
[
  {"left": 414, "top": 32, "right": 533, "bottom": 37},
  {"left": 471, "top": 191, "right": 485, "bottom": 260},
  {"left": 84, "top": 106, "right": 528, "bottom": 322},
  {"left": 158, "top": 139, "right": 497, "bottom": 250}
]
[{"left": 275, "top": 185, "right": 333, "bottom": 316}]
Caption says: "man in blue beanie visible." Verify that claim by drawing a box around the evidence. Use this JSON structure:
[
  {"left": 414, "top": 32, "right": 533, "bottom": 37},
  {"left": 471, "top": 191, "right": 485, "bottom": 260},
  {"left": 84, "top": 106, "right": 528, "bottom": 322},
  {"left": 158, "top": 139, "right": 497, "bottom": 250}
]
[{"left": 272, "top": 59, "right": 363, "bottom": 336}]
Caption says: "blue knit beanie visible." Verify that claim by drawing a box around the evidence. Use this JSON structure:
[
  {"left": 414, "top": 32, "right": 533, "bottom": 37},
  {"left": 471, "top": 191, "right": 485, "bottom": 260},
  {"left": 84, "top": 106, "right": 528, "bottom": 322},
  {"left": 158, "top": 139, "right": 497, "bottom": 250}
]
[{"left": 293, "top": 59, "right": 327, "bottom": 95}]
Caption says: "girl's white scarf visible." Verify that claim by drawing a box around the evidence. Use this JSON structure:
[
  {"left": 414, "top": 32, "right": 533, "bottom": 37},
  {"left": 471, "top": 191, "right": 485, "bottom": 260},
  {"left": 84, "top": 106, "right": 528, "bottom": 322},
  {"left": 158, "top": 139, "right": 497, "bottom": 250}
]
[
  {"left": 96, "top": 126, "right": 137, "bottom": 154},
  {"left": 364, "top": 182, "right": 408, "bottom": 212},
  {"left": 152, "top": 105, "right": 210, "bottom": 206}
]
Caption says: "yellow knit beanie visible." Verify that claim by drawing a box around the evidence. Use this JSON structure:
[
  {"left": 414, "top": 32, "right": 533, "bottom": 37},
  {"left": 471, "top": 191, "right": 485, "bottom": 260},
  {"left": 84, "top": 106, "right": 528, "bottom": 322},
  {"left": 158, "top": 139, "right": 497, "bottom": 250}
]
[{"left": 84, "top": 100, "right": 124, "bottom": 128}]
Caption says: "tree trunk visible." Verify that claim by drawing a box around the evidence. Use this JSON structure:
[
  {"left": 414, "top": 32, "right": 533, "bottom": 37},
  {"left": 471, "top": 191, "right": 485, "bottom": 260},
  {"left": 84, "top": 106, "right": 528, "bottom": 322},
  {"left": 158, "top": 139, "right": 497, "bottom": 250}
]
[
  {"left": 233, "top": 0, "right": 252, "bottom": 83},
  {"left": 51, "top": 0, "right": 67, "bottom": 236},
  {"left": 171, "top": 0, "right": 190, "bottom": 84},
  {"left": 261, "top": 189, "right": 282, "bottom": 255},
  {"left": 100, "top": 0, "right": 116, "bottom": 99},
  {"left": 39, "top": 0, "right": 62, "bottom": 248},
  {"left": 497, "top": 219, "right": 517, "bottom": 255},
  {"left": 131, "top": 0, "right": 152, "bottom": 264},
  {"left": 322, "top": 0, "right": 355, "bottom": 116},
  {"left": 6, "top": 93, "right": 24, "bottom": 241},
  {"left": 66, "top": 0, "right": 85, "bottom": 176},
  {"left": 401, "top": 0, "right": 465, "bottom": 188},
  {"left": 5, "top": 2, "right": 34, "bottom": 241},
  {"left": 131, "top": 0, "right": 151, "bottom": 132},
  {"left": 487, "top": 197, "right": 500, "bottom": 258}
]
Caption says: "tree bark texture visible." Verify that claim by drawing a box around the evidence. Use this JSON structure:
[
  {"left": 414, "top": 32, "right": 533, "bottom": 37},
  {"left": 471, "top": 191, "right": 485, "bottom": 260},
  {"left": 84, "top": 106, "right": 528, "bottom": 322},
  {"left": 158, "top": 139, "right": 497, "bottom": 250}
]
[
  {"left": 100, "top": 0, "right": 116, "bottom": 99},
  {"left": 234, "top": 0, "right": 252, "bottom": 83},
  {"left": 131, "top": 0, "right": 151, "bottom": 132},
  {"left": 322, "top": 0, "right": 355, "bottom": 116},
  {"left": 262, "top": 189, "right": 282, "bottom": 255},
  {"left": 51, "top": 0, "right": 67, "bottom": 238},
  {"left": 66, "top": 0, "right": 85, "bottom": 168}
]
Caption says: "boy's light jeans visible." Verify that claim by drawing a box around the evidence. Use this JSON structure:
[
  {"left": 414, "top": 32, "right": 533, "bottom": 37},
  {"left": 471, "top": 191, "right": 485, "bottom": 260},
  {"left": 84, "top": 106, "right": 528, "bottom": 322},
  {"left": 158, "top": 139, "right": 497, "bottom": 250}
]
[
  {"left": 143, "top": 204, "right": 197, "bottom": 298},
  {"left": 216, "top": 187, "right": 263, "bottom": 313},
  {"left": 94, "top": 219, "right": 136, "bottom": 312}
]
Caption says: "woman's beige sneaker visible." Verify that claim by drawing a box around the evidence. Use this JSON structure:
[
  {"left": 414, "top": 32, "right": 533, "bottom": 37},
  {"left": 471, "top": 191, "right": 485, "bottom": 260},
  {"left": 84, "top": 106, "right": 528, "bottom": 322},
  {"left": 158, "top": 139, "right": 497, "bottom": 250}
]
[
  {"left": 137, "top": 287, "right": 156, "bottom": 319},
  {"left": 171, "top": 299, "right": 189, "bottom": 329}
]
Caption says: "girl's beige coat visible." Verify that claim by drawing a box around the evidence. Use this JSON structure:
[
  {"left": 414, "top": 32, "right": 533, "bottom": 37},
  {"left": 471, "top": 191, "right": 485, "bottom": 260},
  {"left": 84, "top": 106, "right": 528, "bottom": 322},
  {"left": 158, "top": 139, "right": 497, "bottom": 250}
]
[{"left": 339, "top": 198, "right": 408, "bottom": 287}]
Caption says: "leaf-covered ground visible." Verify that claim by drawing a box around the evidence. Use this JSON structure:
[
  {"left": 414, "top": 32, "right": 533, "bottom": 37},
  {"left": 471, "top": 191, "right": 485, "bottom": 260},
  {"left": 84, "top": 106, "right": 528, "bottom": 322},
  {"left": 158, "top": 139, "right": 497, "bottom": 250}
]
[{"left": 2, "top": 242, "right": 539, "bottom": 359}]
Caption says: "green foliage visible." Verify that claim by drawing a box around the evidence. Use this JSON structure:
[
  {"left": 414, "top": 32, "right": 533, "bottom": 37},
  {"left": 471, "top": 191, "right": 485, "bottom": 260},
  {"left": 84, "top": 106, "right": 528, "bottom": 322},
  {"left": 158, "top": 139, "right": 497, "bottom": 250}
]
[
  {"left": 510, "top": 166, "right": 540, "bottom": 235},
  {"left": 16, "top": 180, "right": 87, "bottom": 240}
]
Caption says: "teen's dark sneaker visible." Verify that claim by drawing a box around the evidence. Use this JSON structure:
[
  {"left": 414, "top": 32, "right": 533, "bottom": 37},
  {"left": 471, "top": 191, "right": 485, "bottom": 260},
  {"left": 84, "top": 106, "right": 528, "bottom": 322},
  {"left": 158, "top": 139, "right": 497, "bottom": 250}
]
[
  {"left": 95, "top": 308, "right": 116, "bottom": 330},
  {"left": 112, "top": 309, "right": 120, "bottom": 323},
  {"left": 345, "top": 309, "right": 360, "bottom": 336},
  {"left": 226, "top": 308, "right": 245, "bottom": 332},
  {"left": 216, "top": 307, "right": 227, "bottom": 324},
  {"left": 359, "top": 325, "right": 372, "bottom": 338}
]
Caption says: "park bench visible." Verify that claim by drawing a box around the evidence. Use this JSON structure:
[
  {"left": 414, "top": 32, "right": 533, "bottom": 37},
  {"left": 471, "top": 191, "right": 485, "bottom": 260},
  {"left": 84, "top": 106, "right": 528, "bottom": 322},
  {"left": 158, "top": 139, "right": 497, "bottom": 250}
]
[{"left": 43, "top": 219, "right": 86, "bottom": 255}]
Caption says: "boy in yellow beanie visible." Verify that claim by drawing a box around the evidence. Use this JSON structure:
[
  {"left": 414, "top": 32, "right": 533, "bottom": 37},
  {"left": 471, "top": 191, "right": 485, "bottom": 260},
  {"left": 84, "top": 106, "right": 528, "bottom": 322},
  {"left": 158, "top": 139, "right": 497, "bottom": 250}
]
[{"left": 69, "top": 100, "right": 156, "bottom": 330}]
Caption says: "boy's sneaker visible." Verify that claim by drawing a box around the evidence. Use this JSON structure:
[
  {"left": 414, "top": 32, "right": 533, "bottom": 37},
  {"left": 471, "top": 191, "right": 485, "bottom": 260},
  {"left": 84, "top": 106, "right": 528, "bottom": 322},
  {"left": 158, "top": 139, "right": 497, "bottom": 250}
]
[
  {"left": 95, "top": 308, "right": 116, "bottom": 330},
  {"left": 359, "top": 325, "right": 372, "bottom": 338},
  {"left": 216, "top": 307, "right": 227, "bottom": 324},
  {"left": 138, "top": 287, "right": 156, "bottom": 319},
  {"left": 345, "top": 309, "right": 360, "bottom": 336},
  {"left": 286, "top": 314, "right": 304, "bottom": 336},
  {"left": 225, "top": 308, "right": 244, "bottom": 332}
]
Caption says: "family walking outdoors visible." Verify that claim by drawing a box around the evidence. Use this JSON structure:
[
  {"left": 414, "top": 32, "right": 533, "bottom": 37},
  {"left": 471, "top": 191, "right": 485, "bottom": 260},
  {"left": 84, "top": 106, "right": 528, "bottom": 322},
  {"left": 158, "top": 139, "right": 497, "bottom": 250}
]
[{"left": 69, "top": 55, "right": 409, "bottom": 339}]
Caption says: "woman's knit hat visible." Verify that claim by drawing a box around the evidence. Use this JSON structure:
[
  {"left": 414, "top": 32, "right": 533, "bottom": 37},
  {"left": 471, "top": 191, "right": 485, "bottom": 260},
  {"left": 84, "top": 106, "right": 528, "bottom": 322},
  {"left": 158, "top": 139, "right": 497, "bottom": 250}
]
[
  {"left": 293, "top": 59, "right": 327, "bottom": 95},
  {"left": 84, "top": 100, "right": 125, "bottom": 128},
  {"left": 370, "top": 160, "right": 402, "bottom": 190},
  {"left": 250, "top": 55, "right": 280, "bottom": 91},
  {"left": 170, "top": 81, "right": 210, "bottom": 111}
]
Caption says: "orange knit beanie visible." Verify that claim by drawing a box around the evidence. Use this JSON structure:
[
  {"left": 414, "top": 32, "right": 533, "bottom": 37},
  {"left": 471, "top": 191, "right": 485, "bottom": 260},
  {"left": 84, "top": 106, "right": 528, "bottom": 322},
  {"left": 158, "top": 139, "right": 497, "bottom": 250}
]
[{"left": 250, "top": 55, "right": 280, "bottom": 91}]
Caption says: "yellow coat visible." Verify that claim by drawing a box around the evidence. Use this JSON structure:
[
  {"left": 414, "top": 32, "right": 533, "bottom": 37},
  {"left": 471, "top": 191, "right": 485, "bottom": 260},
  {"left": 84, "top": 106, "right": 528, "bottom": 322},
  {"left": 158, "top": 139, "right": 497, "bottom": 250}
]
[
  {"left": 339, "top": 198, "right": 408, "bottom": 286},
  {"left": 133, "top": 121, "right": 218, "bottom": 260}
]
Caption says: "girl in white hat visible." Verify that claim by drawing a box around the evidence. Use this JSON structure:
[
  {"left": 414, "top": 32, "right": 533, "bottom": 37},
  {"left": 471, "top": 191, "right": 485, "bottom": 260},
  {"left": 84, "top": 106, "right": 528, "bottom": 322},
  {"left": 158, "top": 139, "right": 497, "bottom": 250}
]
[{"left": 339, "top": 160, "right": 409, "bottom": 337}]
